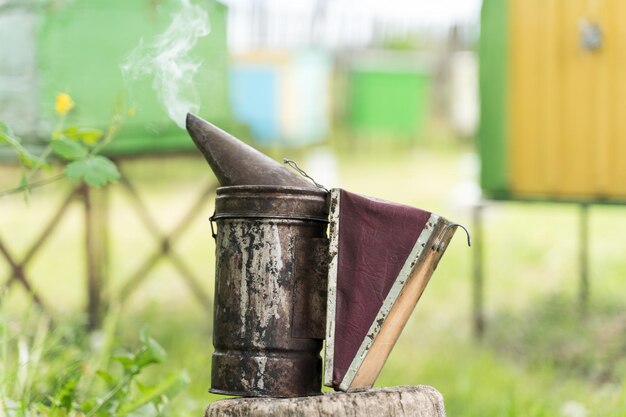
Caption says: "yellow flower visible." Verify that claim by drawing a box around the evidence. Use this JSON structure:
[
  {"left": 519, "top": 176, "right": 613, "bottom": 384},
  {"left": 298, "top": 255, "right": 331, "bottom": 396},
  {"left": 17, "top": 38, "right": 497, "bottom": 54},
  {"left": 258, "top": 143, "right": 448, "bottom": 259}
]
[
  {"left": 55, "top": 93, "right": 74, "bottom": 116},
  {"left": 127, "top": 106, "right": 136, "bottom": 117}
]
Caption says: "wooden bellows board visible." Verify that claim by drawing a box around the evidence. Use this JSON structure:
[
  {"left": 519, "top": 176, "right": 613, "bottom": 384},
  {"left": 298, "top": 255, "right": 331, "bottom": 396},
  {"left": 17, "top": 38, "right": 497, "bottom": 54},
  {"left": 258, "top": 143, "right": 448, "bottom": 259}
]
[{"left": 324, "top": 189, "right": 461, "bottom": 392}]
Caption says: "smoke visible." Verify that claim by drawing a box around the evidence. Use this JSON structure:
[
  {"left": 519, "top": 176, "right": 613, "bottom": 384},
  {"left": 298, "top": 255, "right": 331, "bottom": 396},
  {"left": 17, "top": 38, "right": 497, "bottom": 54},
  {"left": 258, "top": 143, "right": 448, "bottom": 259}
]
[{"left": 121, "top": 0, "right": 210, "bottom": 128}]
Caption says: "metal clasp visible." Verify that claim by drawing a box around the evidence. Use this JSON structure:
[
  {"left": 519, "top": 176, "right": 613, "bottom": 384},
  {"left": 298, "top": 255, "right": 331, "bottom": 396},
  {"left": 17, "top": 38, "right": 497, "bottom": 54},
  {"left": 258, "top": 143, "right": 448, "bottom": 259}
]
[{"left": 209, "top": 211, "right": 217, "bottom": 239}]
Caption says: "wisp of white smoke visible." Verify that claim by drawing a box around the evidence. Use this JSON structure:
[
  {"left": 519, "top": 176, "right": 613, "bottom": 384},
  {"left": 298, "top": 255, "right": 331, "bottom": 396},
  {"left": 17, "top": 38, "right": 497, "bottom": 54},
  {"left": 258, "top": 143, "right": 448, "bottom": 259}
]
[{"left": 121, "top": 0, "right": 210, "bottom": 128}]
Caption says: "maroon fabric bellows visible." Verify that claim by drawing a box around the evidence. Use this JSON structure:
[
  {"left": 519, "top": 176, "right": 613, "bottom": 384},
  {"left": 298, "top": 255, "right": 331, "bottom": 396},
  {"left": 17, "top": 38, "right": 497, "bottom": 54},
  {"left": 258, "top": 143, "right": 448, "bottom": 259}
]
[
  {"left": 333, "top": 190, "right": 430, "bottom": 385},
  {"left": 324, "top": 188, "right": 455, "bottom": 392}
]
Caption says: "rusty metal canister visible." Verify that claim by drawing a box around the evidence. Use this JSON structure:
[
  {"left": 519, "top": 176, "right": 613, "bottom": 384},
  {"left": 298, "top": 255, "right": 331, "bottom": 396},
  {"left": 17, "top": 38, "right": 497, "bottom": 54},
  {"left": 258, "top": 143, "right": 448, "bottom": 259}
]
[{"left": 210, "top": 185, "right": 329, "bottom": 397}]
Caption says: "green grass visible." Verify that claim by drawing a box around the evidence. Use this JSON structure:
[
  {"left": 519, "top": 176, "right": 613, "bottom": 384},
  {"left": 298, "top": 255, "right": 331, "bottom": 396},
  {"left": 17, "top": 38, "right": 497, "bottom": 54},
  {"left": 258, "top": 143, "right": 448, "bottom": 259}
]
[{"left": 1, "top": 143, "right": 626, "bottom": 416}]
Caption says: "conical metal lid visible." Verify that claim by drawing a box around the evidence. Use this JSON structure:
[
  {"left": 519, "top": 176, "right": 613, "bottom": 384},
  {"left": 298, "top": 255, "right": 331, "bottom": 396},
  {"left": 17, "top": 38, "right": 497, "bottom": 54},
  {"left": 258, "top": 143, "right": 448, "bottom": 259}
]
[{"left": 186, "top": 113, "right": 315, "bottom": 188}]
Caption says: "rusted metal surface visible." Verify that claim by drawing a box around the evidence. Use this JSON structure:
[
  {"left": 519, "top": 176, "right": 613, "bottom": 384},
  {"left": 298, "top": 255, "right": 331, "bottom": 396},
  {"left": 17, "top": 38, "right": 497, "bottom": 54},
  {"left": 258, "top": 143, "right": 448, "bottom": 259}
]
[
  {"left": 214, "top": 186, "right": 328, "bottom": 221},
  {"left": 211, "top": 186, "right": 329, "bottom": 397},
  {"left": 291, "top": 237, "right": 328, "bottom": 340},
  {"left": 186, "top": 114, "right": 330, "bottom": 397},
  {"left": 186, "top": 113, "right": 316, "bottom": 189}
]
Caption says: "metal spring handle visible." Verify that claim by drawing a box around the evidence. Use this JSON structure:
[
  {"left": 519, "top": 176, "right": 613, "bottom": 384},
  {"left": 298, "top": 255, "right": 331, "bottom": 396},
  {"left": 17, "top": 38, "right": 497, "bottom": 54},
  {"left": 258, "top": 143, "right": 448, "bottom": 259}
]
[
  {"left": 433, "top": 223, "right": 471, "bottom": 252},
  {"left": 283, "top": 158, "right": 329, "bottom": 193}
]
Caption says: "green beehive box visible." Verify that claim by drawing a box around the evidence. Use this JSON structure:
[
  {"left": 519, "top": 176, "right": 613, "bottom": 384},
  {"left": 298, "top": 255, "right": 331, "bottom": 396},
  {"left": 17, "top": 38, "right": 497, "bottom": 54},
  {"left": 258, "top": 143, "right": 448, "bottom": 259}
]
[
  {"left": 0, "top": 0, "right": 229, "bottom": 157},
  {"left": 347, "top": 51, "right": 431, "bottom": 141}
]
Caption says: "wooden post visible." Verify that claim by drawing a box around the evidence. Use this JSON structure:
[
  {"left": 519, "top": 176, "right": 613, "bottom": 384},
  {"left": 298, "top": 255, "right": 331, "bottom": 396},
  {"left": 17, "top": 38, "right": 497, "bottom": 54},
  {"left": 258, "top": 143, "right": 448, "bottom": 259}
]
[
  {"left": 579, "top": 203, "right": 590, "bottom": 316},
  {"left": 472, "top": 203, "right": 485, "bottom": 339},
  {"left": 83, "top": 184, "right": 110, "bottom": 330},
  {"left": 205, "top": 386, "right": 446, "bottom": 417}
]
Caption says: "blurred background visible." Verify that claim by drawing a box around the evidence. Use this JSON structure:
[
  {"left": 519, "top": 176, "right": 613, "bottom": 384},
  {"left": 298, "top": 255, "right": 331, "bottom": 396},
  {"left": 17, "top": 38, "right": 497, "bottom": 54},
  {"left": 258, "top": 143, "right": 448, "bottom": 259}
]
[{"left": 1, "top": 0, "right": 626, "bottom": 416}]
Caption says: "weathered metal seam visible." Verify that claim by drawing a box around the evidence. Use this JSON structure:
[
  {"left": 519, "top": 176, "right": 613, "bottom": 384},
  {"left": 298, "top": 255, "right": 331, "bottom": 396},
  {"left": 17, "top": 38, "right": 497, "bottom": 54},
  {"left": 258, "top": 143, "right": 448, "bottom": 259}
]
[
  {"left": 216, "top": 193, "right": 328, "bottom": 201},
  {"left": 217, "top": 218, "right": 324, "bottom": 223},
  {"left": 338, "top": 213, "right": 441, "bottom": 392},
  {"left": 212, "top": 213, "right": 329, "bottom": 222},
  {"left": 323, "top": 188, "right": 341, "bottom": 387}
]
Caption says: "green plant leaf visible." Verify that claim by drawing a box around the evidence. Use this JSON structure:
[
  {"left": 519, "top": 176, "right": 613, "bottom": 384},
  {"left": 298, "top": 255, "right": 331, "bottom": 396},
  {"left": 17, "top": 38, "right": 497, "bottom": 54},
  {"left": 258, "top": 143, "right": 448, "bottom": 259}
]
[
  {"left": 0, "top": 122, "right": 49, "bottom": 170},
  {"left": 119, "top": 372, "right": 190, "bottom": 416},
  {"left": 62, "top": 126, "right": 103, "bottom": 145},
  {"left": 18, "top": 173, "right": 31, "bottom": 202},
  {"left": 18, "top": 152, "right": 50, "bottom": 170},
  {"left": 80, "top": 399, "right": 97, "bottom": 413},
  {"left": 52, "top": 138, "right": 88, "bottom": 160},
  {"left": 0, "top": 120, "right": 14, "bottom": 138},
  {"left": 96, "top": 369, "right": 118, "bottom": 387},
  {"left": 136, "top": 336, "right": 167, "bottom": 369},
  {"left": 134, "top": 380, "right": 150, "bottom": 395},
  {"left": 0, "top": 123, "right": 21, "bottom": 149},
  {"left": 112, "top": 353, "right": 139, "bottom": 373},
  {"left": 50, "top": 375, "right": 79, "bottom": 410},
  {"left": 65, "top": 156, "right": 120, "bottom": 187},
  {"left": 33, "top": 403, "right": 53, "bottom": 415},
  {"left": 78, "top": 129, "right": 104, "bottom": 145}
]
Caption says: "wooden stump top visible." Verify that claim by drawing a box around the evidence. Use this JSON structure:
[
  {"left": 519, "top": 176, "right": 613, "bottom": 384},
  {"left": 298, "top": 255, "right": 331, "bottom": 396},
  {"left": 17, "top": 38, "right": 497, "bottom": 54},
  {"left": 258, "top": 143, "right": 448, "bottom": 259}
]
[{"left": 205, "top": 385, "right": 446, "bottom": 417}]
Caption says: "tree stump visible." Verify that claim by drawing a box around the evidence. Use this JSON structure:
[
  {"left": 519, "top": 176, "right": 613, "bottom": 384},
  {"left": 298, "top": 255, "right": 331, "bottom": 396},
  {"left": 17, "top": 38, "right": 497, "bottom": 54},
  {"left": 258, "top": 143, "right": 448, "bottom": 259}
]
[{"left": 205, "top": 385, "right": 446, "bottom": 417}]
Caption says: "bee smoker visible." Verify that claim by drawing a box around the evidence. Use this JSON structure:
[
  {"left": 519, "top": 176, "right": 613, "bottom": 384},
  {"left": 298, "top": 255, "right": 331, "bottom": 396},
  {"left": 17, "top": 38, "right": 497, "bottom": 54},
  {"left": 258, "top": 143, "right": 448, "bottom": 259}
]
[{"left": 186, "top": 114, "right": 329, "bottom": 397}]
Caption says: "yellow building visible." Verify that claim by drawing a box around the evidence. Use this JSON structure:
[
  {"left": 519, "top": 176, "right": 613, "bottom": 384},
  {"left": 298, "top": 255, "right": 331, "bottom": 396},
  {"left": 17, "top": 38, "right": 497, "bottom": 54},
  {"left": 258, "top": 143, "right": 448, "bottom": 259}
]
[{"left": 480, "top": 0, "right": 626, "bottom": 202}]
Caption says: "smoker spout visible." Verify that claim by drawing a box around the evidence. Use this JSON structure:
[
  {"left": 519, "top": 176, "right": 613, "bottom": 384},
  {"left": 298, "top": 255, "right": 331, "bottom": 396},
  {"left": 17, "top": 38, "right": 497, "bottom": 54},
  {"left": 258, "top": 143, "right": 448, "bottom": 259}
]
[{"left": 186, "top": 113, "right": 315, "bottom": 188}]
